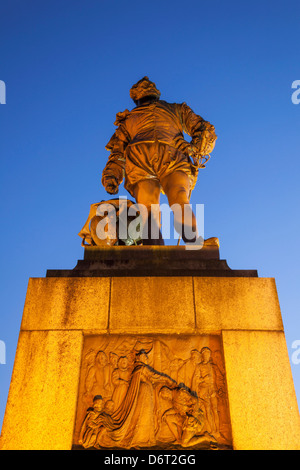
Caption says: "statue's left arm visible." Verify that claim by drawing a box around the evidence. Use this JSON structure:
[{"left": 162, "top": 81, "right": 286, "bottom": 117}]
[{"left": 179, "top": 102, "right": 217, "bottom": 157}]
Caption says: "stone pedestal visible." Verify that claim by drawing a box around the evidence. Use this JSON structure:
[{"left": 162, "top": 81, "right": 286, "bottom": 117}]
[{"left": 1, "top": 246, "right": 299, "bottom": 450}]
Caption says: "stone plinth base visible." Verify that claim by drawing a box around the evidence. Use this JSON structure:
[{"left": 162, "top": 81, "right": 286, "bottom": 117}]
[
  {"left": 0, "top": 247, "right": 299, "bottom": 450},
  {"left": 47, "top": 243, "right": 258, "bottom": 278}
]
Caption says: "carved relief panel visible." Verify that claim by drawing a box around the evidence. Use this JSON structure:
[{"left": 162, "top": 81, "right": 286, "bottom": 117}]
[{"left": 73, "top": 335, "right": 232, "bottom": 450}]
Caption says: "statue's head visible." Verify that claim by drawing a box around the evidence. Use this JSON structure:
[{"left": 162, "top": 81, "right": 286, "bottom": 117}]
[{"left": 130, "top": 76, "right": 161, "bottom": 104}]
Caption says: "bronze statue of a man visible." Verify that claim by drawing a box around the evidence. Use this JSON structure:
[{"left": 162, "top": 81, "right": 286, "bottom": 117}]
[{"left": 102, "top": 77, "right": 216, "bottom": 245}]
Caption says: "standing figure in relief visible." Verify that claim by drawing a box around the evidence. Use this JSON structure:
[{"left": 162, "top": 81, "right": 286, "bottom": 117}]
[
  {"left": 95, "top": 350, "right": 175, "bottom": 448},
  {"left": 111, "top": 356, "right": 131, "bottom": 411},
  {"left": 84, "top": 350, "right": 111, "bottom": 401},
  {"left": 192, "top": 347, "right": 220, "bottom": 436},
  {"left": 178, "top": 349, "right": 201, "bottom": 390}
]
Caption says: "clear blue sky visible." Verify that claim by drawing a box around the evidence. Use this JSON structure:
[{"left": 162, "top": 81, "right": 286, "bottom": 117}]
[{"left": 0, "top": 0, "right": 300, "bottom": 432}]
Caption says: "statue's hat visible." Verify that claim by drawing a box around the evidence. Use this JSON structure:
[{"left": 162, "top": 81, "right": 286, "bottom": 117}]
[{"left": 130, "top": 76, "right": 161, "bottom": 103}]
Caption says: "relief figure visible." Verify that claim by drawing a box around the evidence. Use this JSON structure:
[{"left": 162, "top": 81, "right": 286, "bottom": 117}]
[
  {"left": 111, "top": 356, "right": 131, "bottom": 411},
  {"left": 76, "top": 338, "right": 232, "bottom": 450},
  {"left": 78, "top": 395, "right": 114, "bottom": 449},
  {"left": 192, "top": 347, "right": 221, "bottom": 436},
  {"left": 84, "top": 351, "right": 111, "bottom": 400},
  {"left": 178, "top": 349, "right": 201, "bottom": 389},
  {"left": 97, "top": 350, "right": 175, "bottom": 448}
]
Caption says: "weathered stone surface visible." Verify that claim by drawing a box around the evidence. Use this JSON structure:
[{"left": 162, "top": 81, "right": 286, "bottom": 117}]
[
  {"left": 1, "top": 269, "right": 299, "bottom": 451},
  {"left": 109, "top": 276, "right": 195, "bottom": 334},
  {"left": 0, "top": 331, "right": 83, "bottom": 450},
  {"left": 21, "top": 277, "right": 110, "bottom": 331},
  {"left": 223, "top": 330, "right": 300, "bottom": 450},
  {"left": 194, "top": 277, "right": 283, "bottom": 333}
]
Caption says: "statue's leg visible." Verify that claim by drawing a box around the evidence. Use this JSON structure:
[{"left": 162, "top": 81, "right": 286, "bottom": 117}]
[
  {"left": 161, "top": 171, "right": 198, "bottom": 243},
  {"left": 132, "top": 179, "right": 164, "bottom": 245}
]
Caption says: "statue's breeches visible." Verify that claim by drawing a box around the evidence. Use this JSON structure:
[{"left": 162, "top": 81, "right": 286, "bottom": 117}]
[{"left": 124, "top": 141, "right": 195, "bottom": 196}]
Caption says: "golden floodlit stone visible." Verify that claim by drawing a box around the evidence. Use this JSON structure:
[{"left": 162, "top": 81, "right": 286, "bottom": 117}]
[
  {"left": 0, "top": 331, "right": 83, "bottom": 450},
  {"left": 223, "top": 330, "right": 300, "bottom": 450},
  {"left": 1, "top": 262, "right": 299, "bottom": 450},
  {"left": 21, "top": 277, "right": 110, "bottom": 332},
  {"left": 194, "top": 277, "right": 283, "bottom": 333},
  {"left": 109, "top": 276, "right": 195, "bottom": 334}
]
